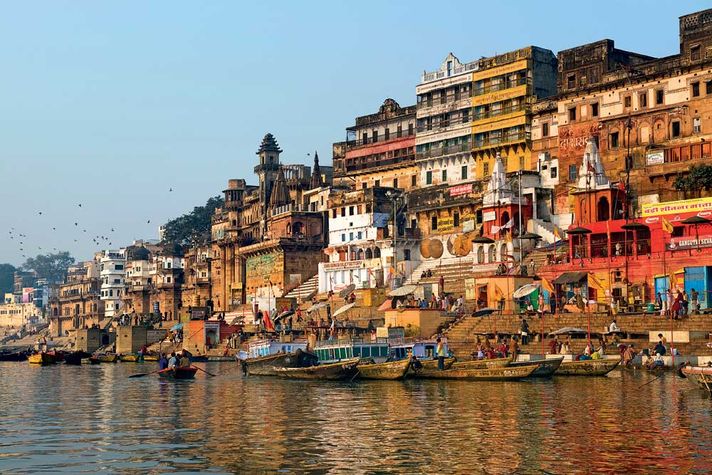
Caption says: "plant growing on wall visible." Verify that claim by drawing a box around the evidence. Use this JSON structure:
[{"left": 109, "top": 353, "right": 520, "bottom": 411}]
[{"left": 674, "top": 165, "right": 712, "bottom": 197}]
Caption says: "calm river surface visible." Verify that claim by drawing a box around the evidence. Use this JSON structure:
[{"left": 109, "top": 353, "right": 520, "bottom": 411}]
[{"left": 2, "top": 362, "right": 712, "bottom": 474}]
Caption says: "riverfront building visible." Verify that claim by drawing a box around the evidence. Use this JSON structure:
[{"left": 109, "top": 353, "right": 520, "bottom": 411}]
[{"left": 100, "top": 249, "right": 126, "bottom": 318}]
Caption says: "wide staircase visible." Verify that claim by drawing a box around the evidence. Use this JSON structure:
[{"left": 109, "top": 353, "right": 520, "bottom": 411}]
[
  {"left": 522, "top": 245, "right": 569, "bottom": 275},
  {"left": 406, "top": 258, "right": 498, "bottom": 298},
  {"left": 528, "top": 218, "right": 565, "bottom": 245},
  {"left": 284, "top": 275, "right": 319, "bottom": 301},
  {"left": 445, "top": 311, "right": 712, "bottom": 357}
]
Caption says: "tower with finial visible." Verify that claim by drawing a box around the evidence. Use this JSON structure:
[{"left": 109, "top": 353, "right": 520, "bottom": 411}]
[
  {"left": 310, "top": 150, "right": 322, "bottom": 189},
  {"left": 254, "top": 133, "right": 282, "bottom": 234}
]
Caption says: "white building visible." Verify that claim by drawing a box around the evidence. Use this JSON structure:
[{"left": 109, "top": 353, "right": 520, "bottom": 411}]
[{"left": 100, "top": 249, "right": 126, "bottom": 318}]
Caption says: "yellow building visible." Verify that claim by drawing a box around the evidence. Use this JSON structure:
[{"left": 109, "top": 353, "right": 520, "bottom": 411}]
[{"left": 471, "top": 47, "right": 557, "bottom": 180}]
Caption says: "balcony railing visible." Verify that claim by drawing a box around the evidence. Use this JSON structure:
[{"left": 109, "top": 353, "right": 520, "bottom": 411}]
[
  {"left": 473, "top": 103, "right": 527, "bottom": 121},
  {"left": 416, "top": 143, "right": 470, "bottom": 160},
  {"left": 345, "top": 132, "right": 415, "bottom": 148},
  {"left": 334, "top": 154, "right": 415, "bottom": 174},
  {"left": 473, "top": 77, "right": 528, "bottom": 96},
  {"left": 473, "top": 132, "right": 529, "bottom": 151}
]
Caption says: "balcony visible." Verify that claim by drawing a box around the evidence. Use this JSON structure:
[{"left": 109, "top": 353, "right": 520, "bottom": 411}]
[
  {"left": 472, "top": 132, "right": 529, "bottom": 152},
  {"left": 345, "top": 132, "right": 415, "bottom": 149},
  {"left": 472, "top": 103, "right": 527, "bottom": 121},
  {"left": 473, "top": 77, "right": 528, "bottom": 96},
  {"left": 334, "top": 154, "right": 416, "bottom": 175},
  {"left": 416, "top": 143, "right": 470, "bottom": 161}
]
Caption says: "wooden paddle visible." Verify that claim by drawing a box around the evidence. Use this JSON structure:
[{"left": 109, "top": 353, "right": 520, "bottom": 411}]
[
  {"left": 192, "top": 365, "right": 217, "bottom": 377},
  {"left": 128, "top": 368, "right": 165, "bottom": 378}
]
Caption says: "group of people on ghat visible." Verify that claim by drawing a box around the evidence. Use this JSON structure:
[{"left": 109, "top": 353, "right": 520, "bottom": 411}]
[
  {"left": 158, "top": 350, "right": 191, "bottom": 371},
  {"left": 468, "top": 335, "right": 522, "bottom": 361},
  {"left": 655, "top": 288, "right": 700, "bottom": 319},
  {"left": 398, "top": 293, "right": 466, "bottom": 314}
]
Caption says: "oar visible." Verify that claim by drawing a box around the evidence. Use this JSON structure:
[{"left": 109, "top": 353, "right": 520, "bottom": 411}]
[
  {"left": 129, "top": 368, "right": 164, "bottom": 379},
  {"left": 638, "top": 373, "right": 665, "bottom": 388},
  {"left": 192, "top": 365, "right": 217, "bottom": 377}
]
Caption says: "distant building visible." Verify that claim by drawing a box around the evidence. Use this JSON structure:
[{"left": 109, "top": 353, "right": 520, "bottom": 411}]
[
  {"left": 49, "top": 259, "right": 104, "bottom": 337},
  {"left": 100, "top": 249, "right": 126, "bottom": 318},
  {"left": 0, "top": 302, "right": 39, "bottom": 327}
]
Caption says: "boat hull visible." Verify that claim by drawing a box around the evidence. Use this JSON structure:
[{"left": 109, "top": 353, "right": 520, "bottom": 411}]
[
  {"left": 276, "top": 358, "right": 360, "bottom": 381},
  {"left": 143, "top": 355, "right": 159, "bottom": 362},
  {"left": 413, "top": 364, "right": 536, "bottom": 381},
  {"left": 509, "top": 357, "right": 564, "bottom": 378},
  {"left": 119, "top": 354, "right": 143, "bottom": 363},
  {"left": 407, "top": 357, "right": 455, "bottom": 377},
  {"left": 358, "top": 359, "right": 411, "bottom": 380},
  {"left": 64, "top": 351, "right": 91, "bottom": 365},
  {"left": 556, "top": 358, "right": 621, "bottom": 376},
  {"left": 450, "top": 357, "right": 511, "bottom": 370},
  {"left": 158, "top": 366, "right": 198, "bottom": 380},
  {"left": 0, "top": 351, "right": 28, "bottom": 362},
  {"left": 95, "top": 354, "right": 118, "bottom": 363},
  {"left": 28, "top": 353, "right": 55, "bottom": 365},
  {"left": 244, "top": 349, "right": 318, "bottom": 376},
  {"left": 682, "top": 366, "right": 712, "bottom": 393}
]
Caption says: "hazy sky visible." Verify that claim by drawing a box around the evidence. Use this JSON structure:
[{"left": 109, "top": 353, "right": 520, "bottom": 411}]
[{"left": 0, "top": 0, "right": 704, "bottom": 266}]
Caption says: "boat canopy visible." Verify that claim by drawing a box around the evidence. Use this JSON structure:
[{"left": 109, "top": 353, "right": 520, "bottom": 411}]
[{"left": 387, "top": 284, "right": 418, "bottom": 297}]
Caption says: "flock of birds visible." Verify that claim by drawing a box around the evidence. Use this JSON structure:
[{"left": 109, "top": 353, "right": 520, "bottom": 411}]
[{"left": 6, "top": 188, "right": 175, "bottom": 262}]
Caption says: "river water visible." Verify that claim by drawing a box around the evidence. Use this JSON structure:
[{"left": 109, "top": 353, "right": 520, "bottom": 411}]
[{"left": 1, "top": 362, "right": 712, "bottom": 474}]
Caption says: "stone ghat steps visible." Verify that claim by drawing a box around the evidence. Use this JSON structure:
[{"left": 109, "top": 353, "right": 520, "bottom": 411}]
[
  {"left": 284, "top": 275, "right": 319, "bottom": 300},
  {"left": 445, "top": 312, "right": 712, "bottom": 356}
]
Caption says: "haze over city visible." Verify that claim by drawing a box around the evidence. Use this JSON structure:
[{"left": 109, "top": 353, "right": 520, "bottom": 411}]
[{"left": 0, "top": 0, "right": 702, "bottom": 265}]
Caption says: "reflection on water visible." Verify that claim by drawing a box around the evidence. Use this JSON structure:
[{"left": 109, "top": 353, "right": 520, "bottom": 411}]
[{"left": 1, "top": 362, "right": 712, "bottom": 473}]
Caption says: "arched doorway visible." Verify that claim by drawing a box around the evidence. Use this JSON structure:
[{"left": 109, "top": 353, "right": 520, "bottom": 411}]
[{"left": 597, "top": 196, "right": 610, "bottom": 222}]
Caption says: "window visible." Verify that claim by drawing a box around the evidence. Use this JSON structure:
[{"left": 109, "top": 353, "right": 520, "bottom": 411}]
[
  {"left": 483, "top": 162, "right": 489, "bottom": 177},
  {"left": 567, "top": 74, "right": 575, "bottom": 89},
  {"left": 568, "top": 164, "right": 578, "bottom": 181},
  {"left": 341, "top": 208, "right": 346, "bottom": 217},
  {"left": 374, "top": 179, "right": 380, "bottom": 187},
  {"left": 542, "top": 122, "right": 549, "bottom": 137},
  {"left": 609, "top": 131, "right": 619, "bottom": 148},
  {"left": 361, "top": 182, "right": 367, "bottom": 190},
  {"left": 362, "top": 132, "right": 368, "bottom": 143},
  {"left": 453, "top": 212, "right": 460, "bottom": 227},
  {"left": 372, "top": 130, "right": 378, "bottom": 142},
  {"left": 349, "top": 206, "right": 354, "bottom": 216},
  {"left": 655, "top": 89, "right": 664, "bottom": 105},
  {"left": 113, "top": 279, "right": 121, "bottom": 284},
  {"left": 357, "top": 231, "right": 363, "bottom": 240},
  {"left": 426, "top": 171, "right": 432, "bottom": 185},
  {"left": 692, "top": 82, "right": 700, "bottom": 97},
  {"left": 694, "top": 117, "right": 702, "bottom": 134},
  {"left": 393, "top": 178, "right": 398, "bottom": 188},
  {"left": 461, "top": 165, "right": 468, "bottom": 180},
  {"left": 639, "top": 93, "right": 647, "bottom": 108},
  {"left": 384, "top": 128, "right": 390, "bottom": 140},
  {"left": 342, "top": 234, "right": 346, "bottom": 242},
  {"left": 408, "top": 123, "right": 414, "bottom": 135},
  {"left": 707, "top": 81, "right": 712, "bottom": 95},
  {"left": 411, "top": 175, "right": 417, "bottom": 187},
  {"left": 397, "top": 125, "right": 402, "bottom": 137},
  {"left": 519, "top": 156, "right": 525, "bottom": 170},
  {"left": 431, "top": 216, "right": 438, "bottom": 230},
  {"left": 672, "top": 121, "right": 681, "bottom": 138},
  {"left": 349, "top": 232, "right": 353, "bottom": 240},
  {"left": 550, "top": 166, "right": 558, "bottom": 179},
  {"left": 403, "top": 249, "right": 411, "bottom": 261},
  {"left": 441, "top": 169, "right": 447, "bottom": 182},
  {"left": 568, "top": 107, "right": 576, "bottom": 121},
  {"left": 591, "top": 103, "right": 599, "bottom": 117},
  {"left": 332, "top": 209, "right": 337, "bottom": 218},
  {"left": 624, "top": 96, "right": 631, "bottom": 108},
  {"left": 691, "top": 44, "right": 701, "bottom": 61}
]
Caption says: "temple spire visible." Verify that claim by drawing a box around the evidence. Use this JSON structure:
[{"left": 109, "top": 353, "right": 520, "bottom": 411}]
[
  {"left": 310, "top": 150, "right": 322, "bottom": 189},
  {"left": 269, "top": 167, "right": 290, "bottom": 208}
]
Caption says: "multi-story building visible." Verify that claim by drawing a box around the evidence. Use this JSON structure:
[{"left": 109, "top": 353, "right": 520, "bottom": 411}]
[
  {"left": 333, "top": 98, "right": 417, "bottom": 191},
  {"left": 318, "top": 187, "right": 419, "bottom": 292},
  {"left": 181, "top": 245, "right": 212, "bottom": 310},
  {"left": 123, "top": 245, "right": 153, "bottom": 315},
  {"left": 100, "top": 249, "right": 126, "bottom": 318},
  {"left": 211, "top": 133, "right": 332, "bottom": 313},
  {"left": 150, "top": 250, "right": 184, "bottom": 321},
  {"left": 0, "top": 302, "right": 39, "bottom": 327},
  {"left": 49, "top": 260, "right": 103, "bottom": 336}
]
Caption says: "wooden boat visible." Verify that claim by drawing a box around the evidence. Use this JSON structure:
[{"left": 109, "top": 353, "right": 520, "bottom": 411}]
[
  {"left": 119, "top": 354, "right": 143, "bottom": 363},
  {"left": 244, "top": 349, "right": 319, "bottom": 376},
  {"left": 28, "top": 352, "right": 56, "bottom": 365},
  {"left": 413, "top": 364, "right": 537, "bottom": 381},
  {"left": 275, "top": 358, "right": 360, "bottom": 381},
  {"left": 450, "top": 357, "right": 511, "bottom": 370},
  {"left": 94, "top": 353, "right": 118, "bottom": 363},
  {"left": 407, "top": 357, "right": 455, "bottom": 376},
  {"left": 508, "top": 357, "right": 564, "bottom": 378},
  {"left": 556, "top": 358, "right": 621, "bottom": 376},
  {"left": 81, "top": 357, "right": 101, "bottom": 365},
  {"left": 357, "top": 359, "right": 411, "bottom": 380},
  {"left": 64, "top": 351, "right": 91, "bottom": 365},
  {"left": 158, "top": 366, "right": 198, "bottom": 380},
  {"left": 0, "top": 350, "right": 29, "bottom": 361},
  {"left": 681, "top": 365, "right": 712, "bottom": 393},
  {"left": 143, "top": 354, "right": 159, "bottom": 362}
]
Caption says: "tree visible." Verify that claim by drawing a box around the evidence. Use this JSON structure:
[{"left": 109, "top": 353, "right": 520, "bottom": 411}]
[
  {"left": 161, "top": 196, "right": 224, "bottom": 247},
  {"left": 674, "top": 164, "right": 712, "bottom": 197},
  {"left": 22, "top": 251, "right": 75, "bottom": 284},
  {"left": 0, "top": 263, "right": 15, "bottom": 296}
]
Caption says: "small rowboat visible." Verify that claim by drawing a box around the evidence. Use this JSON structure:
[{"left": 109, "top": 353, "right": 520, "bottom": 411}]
[
  {"left": 275, "top": 358, "right": 360, "bottom": 381},
  {"left": 508, "top": 357, "right": 564, "bottom": 378},
  {"left": 407, "top": 357, "right": 455, "bottom": 377},
  {"left": 357, "top": 359, "right": 411, "bottom": 380},
  {"left": 64, "top": 351, "right": 91, "bottom": 365},
  {"left": 0, "top": 350, "right": 29, "bottom": 361},
  {"left": 143, "top": 354, "right": 159, "bottom": 362},
  {"left": 450, "top": 357, "right": 511, "bottom": 370},
  {"left": 28, "top": 352, "right": 56, "bottom": 365},
  {"left": 94, "top": 354, "right": 118, "bottom": 363},
  {"left": 413, "top": 364, "right": 537, "bottom": 381},
  {"left": 119, "top": 354, "right": 143, "bottom": 363},
  {"left": 81, "top": 357, "right": 101, "bottom": 365},
  {"left": 158, "top": 366, "right": 198, "bottom": 380},
  {"left": 556, "top": 358, "right": 621, "bottom": 376},
  {"left": 244, "top": 349, "right": 319, "bottom": 377},
  {"left": 681, "top": 365, "right": 712, "bottom": 393}
]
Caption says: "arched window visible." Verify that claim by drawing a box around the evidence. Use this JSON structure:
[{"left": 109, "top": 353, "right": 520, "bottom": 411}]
[
  {"left": 477, "top": 246, "right": 485, "bottom": 264},
  {"left": 287, "top": 223, "right": 292, "bottom": 235},
  {"left": 500, "top": 243, "right": 508, "bottom": 262},
  {"left": 293, "top": 222, "right": 303, "bottom": 235},
  {"left": 597, "top": 196, "right": 610, "bottom": 222},
  {"left": 365, "top": 248, "right": 373, "bottom": 259},
  {"left": 374, "top": 247, "right": 381, "bottom": 258},
  {"left": 356, "top": 249, "right": 364, "bottom": 260},
  {"left": 487, "top": 244, "right": 496, "bottom": 263}
]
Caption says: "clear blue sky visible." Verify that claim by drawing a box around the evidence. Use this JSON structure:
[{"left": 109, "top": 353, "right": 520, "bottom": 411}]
[{"left": 0, "top": 0, "right": 704, "bottom": 266}]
